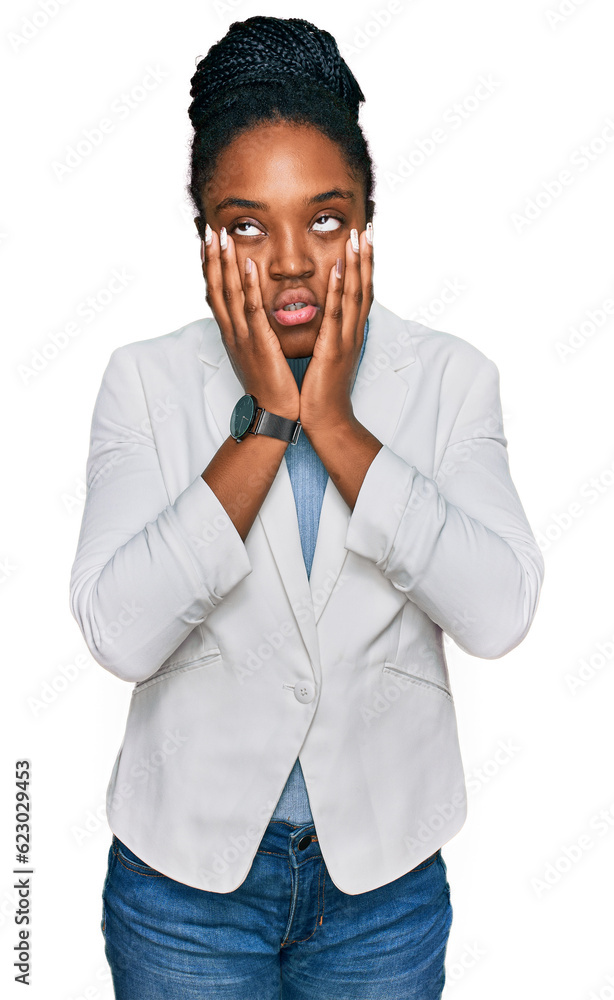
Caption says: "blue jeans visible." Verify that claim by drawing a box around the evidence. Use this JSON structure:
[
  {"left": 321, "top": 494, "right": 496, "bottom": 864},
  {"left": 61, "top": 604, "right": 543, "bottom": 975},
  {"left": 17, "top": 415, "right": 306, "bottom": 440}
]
[{"left": 101, "top": 819, "right": 452, "bottom": 999}]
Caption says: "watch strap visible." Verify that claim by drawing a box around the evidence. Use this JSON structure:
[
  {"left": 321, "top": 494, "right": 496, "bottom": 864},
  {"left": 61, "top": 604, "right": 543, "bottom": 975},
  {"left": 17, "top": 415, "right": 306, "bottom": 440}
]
[{"left": 252, "top": 408, "right": 302, "bottom": 445}]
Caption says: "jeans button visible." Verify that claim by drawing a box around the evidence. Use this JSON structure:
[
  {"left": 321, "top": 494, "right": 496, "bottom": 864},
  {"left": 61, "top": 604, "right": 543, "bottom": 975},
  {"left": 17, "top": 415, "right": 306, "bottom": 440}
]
[
  {"left": 294, "top": 680, "right": 315, "bottom": 703},
  {"left": 298, "top": 835, "right": 313, "bottom": 850}
]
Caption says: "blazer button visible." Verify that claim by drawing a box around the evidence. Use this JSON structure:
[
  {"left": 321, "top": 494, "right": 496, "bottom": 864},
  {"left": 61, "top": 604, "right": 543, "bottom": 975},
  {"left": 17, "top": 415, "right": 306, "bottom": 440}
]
[{"left": 294, "top": 680, "right": 315, "bottom": 703}]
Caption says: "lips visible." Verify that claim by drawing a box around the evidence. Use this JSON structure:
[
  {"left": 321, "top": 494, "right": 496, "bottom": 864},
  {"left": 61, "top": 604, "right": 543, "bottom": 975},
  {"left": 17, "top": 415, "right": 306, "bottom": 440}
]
[
  {"left": 272, "top": 287, "right": 318, "bottom": 312},
  {"left": 271, "top": 287, "right": 319, "bottom": 328}
]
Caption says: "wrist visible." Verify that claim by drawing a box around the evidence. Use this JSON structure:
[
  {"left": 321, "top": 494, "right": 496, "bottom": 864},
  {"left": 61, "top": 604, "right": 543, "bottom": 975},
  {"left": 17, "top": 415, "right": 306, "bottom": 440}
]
[
  {"left": 259, "top": 405, "right": 300, "bottom": 423},
  {"left": 228, "top": 430, "right": 290, "bottom": 450},
  {"left": 301, "top": 410, "right": 356, "bottom": 439},
  {"left": 244, "top": 394, "right": 299, "bottom": 423}
]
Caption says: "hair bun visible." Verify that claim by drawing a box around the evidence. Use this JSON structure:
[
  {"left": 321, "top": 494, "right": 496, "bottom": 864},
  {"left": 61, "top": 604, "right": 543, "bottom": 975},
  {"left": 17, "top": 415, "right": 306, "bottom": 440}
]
[{"left": 190, "top": 15, "right": 365, "bottom": 128}]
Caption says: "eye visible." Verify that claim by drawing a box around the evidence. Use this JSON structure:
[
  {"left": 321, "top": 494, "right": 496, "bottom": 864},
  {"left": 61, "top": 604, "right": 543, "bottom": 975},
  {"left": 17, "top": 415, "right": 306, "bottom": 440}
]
[
  {"left": 230, "top": 221, "right": 263, "bottom": 236},
  {"left": 312, "top": 214, "right": 343, "bottom": 232}
]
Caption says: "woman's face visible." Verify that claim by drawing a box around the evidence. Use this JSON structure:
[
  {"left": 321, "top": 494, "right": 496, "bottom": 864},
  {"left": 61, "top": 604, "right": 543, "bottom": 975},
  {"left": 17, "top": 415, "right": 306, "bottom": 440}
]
[{"left": 200, "top": 120, "right": 367, "bottom": 358}]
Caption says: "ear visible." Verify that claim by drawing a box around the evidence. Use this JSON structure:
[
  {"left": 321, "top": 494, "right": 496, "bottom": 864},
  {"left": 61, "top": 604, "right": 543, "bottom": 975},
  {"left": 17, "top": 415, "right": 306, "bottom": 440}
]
[{"left": 193, "top": 216, "right": 205, "bottom": 240}]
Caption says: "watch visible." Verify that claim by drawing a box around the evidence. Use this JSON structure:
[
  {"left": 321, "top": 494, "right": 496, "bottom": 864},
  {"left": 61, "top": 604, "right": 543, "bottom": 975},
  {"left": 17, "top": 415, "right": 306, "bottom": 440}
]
[{"left": 230, "top": 394, "right": 302, "bottom": 445}]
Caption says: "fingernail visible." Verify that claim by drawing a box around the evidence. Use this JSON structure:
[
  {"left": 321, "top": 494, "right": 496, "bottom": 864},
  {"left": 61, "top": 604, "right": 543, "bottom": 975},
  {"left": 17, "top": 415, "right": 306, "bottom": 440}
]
[
  {"left": 220, "top": 226, "right": 227, "bottom": 250},
  {"left": 200, "top": 240, "right": 205, "bottom": 264},
  {"left": 336, "top": 257, "right": 343, "bottom": 279},
  {"left": 350, "top": 228, "right": 359, "bottom": 253},
  {"left": 366, "top": 222, "right": 373, "bottom": 246},
  {"left": 205, "top": 223, "right": 212, "bottom": 245},
  {"left": 245, "top": 257, "right": 252, "bottom": 274}
]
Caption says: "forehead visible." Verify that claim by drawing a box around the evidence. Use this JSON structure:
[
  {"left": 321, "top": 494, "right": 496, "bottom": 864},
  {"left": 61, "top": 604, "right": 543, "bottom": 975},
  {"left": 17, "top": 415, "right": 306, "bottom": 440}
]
[{"left": 203, "top": 121, "right": 358, "bottom": 209}]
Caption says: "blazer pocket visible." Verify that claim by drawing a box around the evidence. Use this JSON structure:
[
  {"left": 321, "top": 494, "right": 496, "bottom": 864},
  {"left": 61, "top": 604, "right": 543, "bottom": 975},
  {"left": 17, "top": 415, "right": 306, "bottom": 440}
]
[
  {"left": 132, "top": 648, "right": 223, "bottom": 694},
  {"left": 382, "top": 661, "right": 453, "bottom": 701}
]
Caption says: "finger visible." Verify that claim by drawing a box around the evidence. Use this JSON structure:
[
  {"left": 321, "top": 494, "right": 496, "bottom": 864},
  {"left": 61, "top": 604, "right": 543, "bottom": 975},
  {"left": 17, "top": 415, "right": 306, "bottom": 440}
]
[
  {"left": 202, "top": 225, "right": 236, "bottom": 347},
  {"left": 356, "top": 226, "right": 374, "bottom": 341},
  {"left": 242, "top": 255, "right": 277, "bottom": 344},
  {"left": 342, "top": 228, "right": 364, "bottom": 343},
  {"left": 218, "top": 229, "right": 252, "bottom": 340},
  {"left": 316, "top": 252, "right": 345, "bottom": 354}
]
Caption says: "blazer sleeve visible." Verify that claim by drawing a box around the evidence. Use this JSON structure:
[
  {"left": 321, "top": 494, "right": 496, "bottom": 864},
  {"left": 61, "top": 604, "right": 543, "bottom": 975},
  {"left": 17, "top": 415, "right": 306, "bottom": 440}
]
[
  {"left": 69, "top": 345, "right": 253, "bottom": 683},
  {"left": 344, "top": 355, "right": 544, "bottom": 659}
]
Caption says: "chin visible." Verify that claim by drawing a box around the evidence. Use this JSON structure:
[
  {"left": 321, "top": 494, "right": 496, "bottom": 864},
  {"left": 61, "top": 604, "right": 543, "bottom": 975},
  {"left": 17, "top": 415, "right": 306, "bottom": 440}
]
[
  {"left": 275, "top": 324, "right": 318, "bottom": 358},
  {"left": 281, "top": 338, "right": 317, "bottom": 359}
]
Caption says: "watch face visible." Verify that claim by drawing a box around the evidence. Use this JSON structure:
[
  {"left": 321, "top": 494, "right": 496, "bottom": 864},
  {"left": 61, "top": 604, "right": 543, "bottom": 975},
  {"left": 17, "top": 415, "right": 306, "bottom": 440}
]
[{"left": 230, "top": 394, "right": 256, "bottom": 440}]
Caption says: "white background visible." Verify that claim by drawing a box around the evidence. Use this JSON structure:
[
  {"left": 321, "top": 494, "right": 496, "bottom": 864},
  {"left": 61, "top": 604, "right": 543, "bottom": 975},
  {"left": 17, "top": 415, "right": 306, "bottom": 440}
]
[{"left": 2, "top": 0, "right": 614, "bottom": 996}]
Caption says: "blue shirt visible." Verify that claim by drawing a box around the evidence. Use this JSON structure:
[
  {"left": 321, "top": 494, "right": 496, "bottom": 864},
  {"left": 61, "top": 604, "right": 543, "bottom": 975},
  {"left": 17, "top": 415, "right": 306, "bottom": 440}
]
[{"left": 270, "top": 318, "right": 370, "bottom": 823}]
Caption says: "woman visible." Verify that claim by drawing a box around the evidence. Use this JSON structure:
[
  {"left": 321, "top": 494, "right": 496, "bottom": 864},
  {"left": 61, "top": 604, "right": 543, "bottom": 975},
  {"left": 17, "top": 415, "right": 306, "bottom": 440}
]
[{"left": 69, "top": 15, "right": 544, "bottom": 999}]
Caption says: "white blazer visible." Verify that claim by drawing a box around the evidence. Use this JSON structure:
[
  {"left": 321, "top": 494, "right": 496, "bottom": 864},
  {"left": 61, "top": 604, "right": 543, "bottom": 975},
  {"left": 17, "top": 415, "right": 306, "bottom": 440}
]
[{"left": 69, "top": 297, "right": 544, "bottom": 895}]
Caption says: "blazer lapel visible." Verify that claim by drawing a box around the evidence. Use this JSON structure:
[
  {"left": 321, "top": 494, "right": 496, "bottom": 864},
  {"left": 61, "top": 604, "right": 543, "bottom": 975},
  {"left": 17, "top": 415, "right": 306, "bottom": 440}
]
[
  {"left": 198, "top": 323, "right": 320, "bottom": 664},
  {"left": 308, "top": 299, "right": 417, "bottom": 622},
  {"left": 197, "top": 298, "right": 417, "bottom": 664}
]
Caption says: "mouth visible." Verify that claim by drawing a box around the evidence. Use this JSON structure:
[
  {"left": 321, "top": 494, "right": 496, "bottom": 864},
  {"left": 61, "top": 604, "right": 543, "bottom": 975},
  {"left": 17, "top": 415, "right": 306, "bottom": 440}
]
[{"left": 272, "top": 288, "right": 319, "bottom": 328}]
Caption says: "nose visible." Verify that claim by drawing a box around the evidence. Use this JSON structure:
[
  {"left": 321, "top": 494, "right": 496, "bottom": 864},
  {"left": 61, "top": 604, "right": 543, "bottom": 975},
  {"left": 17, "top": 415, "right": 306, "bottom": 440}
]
[{"left": 268, "top": 229, "right": 315, "bottom": 280}]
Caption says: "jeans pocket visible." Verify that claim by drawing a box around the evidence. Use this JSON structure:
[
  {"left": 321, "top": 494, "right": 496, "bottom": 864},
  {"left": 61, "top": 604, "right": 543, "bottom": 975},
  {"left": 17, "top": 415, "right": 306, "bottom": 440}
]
[
  {"left": 112, "top": 835, "right": 165, "bottom": 877},
  {"left": 101, "top": 837, "right": 116, "bottom": 937},
  {"left": 410, "top": 848, "right": 441, "bottom": 873},
  {"left": 436, "top": 851, "right": 452, "bottom": 902}
]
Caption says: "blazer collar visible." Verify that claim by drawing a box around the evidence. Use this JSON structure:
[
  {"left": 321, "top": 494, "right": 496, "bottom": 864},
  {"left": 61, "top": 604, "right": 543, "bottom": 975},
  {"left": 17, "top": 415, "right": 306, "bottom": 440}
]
[{"left": 196, "top": 297, "right": 417, "bottom": 669}]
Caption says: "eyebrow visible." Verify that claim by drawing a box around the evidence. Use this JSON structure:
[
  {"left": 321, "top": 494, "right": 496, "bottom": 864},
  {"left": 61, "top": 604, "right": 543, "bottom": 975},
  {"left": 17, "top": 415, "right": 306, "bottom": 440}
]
[{"left": 214, "top": 189, "right": 356, "bottom": 212}]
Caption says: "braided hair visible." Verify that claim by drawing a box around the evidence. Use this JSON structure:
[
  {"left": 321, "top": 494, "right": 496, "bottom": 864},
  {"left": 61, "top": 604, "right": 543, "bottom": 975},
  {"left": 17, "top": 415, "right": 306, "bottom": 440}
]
[{"left": 187, "top": 15, "right": 375, "bottom": 238}]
